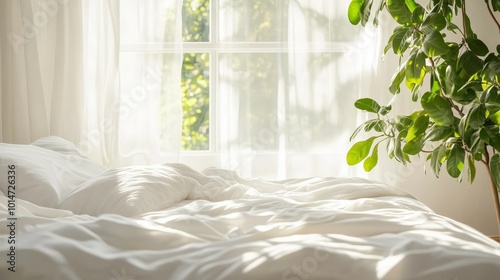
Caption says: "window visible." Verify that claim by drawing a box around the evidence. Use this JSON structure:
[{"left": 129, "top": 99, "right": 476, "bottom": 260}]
[
  {"left": 180, "top": 0, "right": 355, "bottom": 152},
  {"left": 181, "top": 0, "right": 210, "bottom": 150},
  {"left": 118, "top": 0, "right": 379, "bottom": 176}
]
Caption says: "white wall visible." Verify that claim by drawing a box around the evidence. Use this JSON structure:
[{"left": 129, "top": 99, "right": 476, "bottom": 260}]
[
  {"left": 376, "top": 3, "right": 499, "bottom": 236},
  {"left": 404, "top": 163, "right": 497, "bottom": 236}
]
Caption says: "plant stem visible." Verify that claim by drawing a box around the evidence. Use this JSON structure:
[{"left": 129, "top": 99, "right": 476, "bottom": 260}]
[
  {"left": 428, "top": 58, "right": 464, "bottom": 117},
  {"left": 486, "top": 0, "right": 500, "bottom": 33},
  {"left": 484, "top": 148, "right": 500, "bottom": 236},
  {"left": 462, "top": 0, "right": 467, "bottom": 36}
]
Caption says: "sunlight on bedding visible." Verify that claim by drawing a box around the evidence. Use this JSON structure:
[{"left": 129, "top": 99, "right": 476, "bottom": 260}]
[{"left": 1, "top": 161, "right": 500, "bottom": 279}]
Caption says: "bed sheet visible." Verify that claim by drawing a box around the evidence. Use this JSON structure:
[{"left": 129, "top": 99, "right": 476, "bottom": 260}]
[{"left": 1, "top": 165, "right": 500, "bottom": 280}]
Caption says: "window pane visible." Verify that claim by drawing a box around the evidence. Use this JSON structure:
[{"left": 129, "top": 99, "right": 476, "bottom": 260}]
[
  {"left": 182, "top": 0, "right": 210, "bottom": 42},
  {"left": 218, "top": 53, "right": 280, "bottom": 150},
  {"left": 218, "top": 52, "right": 360, "bottom": 152},
  {"left": 218, "top": 0, "right": 355, "bottom": 43},
  {"left": 181, "top": 53, "right": 210, "bottom": 150},
  {"left": 120, "top": 0, "right": 180, "bottom": 44},
  {"left": 219, "top": 0, "right": 287, "bottom": 42}
]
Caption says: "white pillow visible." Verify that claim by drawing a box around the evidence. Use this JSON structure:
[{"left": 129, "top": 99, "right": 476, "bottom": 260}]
[
  {"left": 0, "top": 143, "right": 105, "bottom": 208},
  {"left": 60, "top": 164, "right": 199, "bottom": 217},
  {"left": 31, "top": 136, "right": 106, "bottom": 177},
  {"left": 32, "top": 136, "right": 83, "bottom": 156}
]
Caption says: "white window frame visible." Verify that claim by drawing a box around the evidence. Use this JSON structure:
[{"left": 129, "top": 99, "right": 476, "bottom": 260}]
[{"left": 180, "top": 0, "right": 357, "bottom": 171}]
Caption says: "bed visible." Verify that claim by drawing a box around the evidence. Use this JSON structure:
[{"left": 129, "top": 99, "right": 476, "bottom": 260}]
[{"left": 1, "top": 137, "right": 500, "bottom": 279}]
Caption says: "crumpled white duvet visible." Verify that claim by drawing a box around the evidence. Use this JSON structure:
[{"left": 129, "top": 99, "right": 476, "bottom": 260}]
[{"left": 1, "top": 164, "right": 500, "bottom": 280}]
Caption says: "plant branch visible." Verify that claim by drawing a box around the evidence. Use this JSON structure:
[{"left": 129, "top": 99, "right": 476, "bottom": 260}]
[
  {"left": 462, "top": 0, "right": 467, "bottom": 36},
  {"left": 486, "top": 0, "right": 500, "bottom": 33},
  {"left": 449, "top": 99, "right": 464, "bottom": 117},
  {"left": 428, "top": 58, "right": 464, "bottom": 117},
  {"left": 483, "top": 150, "right": 500, "bottom": 236}
]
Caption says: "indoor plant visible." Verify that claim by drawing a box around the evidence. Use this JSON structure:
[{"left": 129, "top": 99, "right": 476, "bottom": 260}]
[{"left": 346, "top": 0, "right": 500, "bottom": 235}]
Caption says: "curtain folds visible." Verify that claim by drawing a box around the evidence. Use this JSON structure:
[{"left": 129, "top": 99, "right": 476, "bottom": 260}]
[
  {"left": 0, "top": 0, "right": 85, "bottom": 144},
  {"left": 216, "top": 0, "right": 386, "bottom": 180},
  {"left": 117, "top": 0, "right": 183, "bottom": 166},
  {"left": 0, "top": 0, "right": 183, "bottom": 167},
  {"left": 1, "top": 0, "right": 390, "bottom": 182}
]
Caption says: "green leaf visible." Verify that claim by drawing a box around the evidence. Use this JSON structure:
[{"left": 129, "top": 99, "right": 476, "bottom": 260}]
[
  {"left": 444, "top": 66, "right": 456, "bottom": 96},
  {"left": 480, "top": 125, "right": 500, "bottom": 152},
  {"left": 421, "top": 13, "right": 446, "bottom": 35},
  {"left": 466, "top": 38, "right": 489, "bottom": 56},
  {"left": 483, "top": 60, "right": 500, "bottom": 85},
  {"left": 490, "top": 111, "right": 500, "bottom": 126},
  {"left": 465, "top": 104, "right": 487, "bottom": 129},
  {"left": 458, "top": 50, "right": 483, "bottom": 77},
  {"left": 465, "top": 129, "right": 484, "bottom": 160},
  {"left": 421, "top": 92, "right": 455, "bottom": 126},
  {"left": 483, "top": 85, "right": 500, "bottom": 104},
  {"left": 451, "top": 86, "right": 477, "bottom": 105},
  {"left": 442, "top": 43, "right": 459, "bottom": 64},
  {"left": 462, "top": 12, "right": 475, "bottom": 38},
  {"left": 430, "top": 144, "right": 447, "bottom": 177},
  {"left": 405, "top": 0, "right": 419, "bottom": 12},
  {"left": 347, "top": 136, "right": 378, "bottom": 165},
  {"left": 403, "top": 137, "right": 424, "bottom": 155},
  {"left": 389, "top": 63, "right": 407, "bottom": 94},
  {"left": 364, "top": 119, "right": 385, "bottom": 133},
  {"left": 407, "top": 114, "right": 429, "bottom": 142},
  {"left": 442, "top": 4, "right": 453, "bottom": 21},
  {"left": 430, "top": 75, "right": 441, "bottom": 94},
  {"left": 387, "top": 138, "right": 395, "bottom": 159},
  {"left": 373, "top": 0, "right": 386, "bottom": 26},
  {"left": 490, "top": 154, "right": 500, "bottom": 190},
  {"left": 405, "top": 51, "right": 427, "bottom": 85},
  {"left": 446, "top": 22, "right": 461, "bottom": 33},
  {"left": 410, "top": 83, "right": 421, "bottom": 101},
  {"left": 492, "top": 0, "right": 500, "bottom": 12},
  {"left": 391, "top": 27, "right": 411, "bottom": 54},
  {"left": 387, "top": 0, "right": 413, "bottom": 24},
  {"left": 360, "top": 0, "right": 374, "bottom": 26},
  {"left": 446, "top": 144, "right": 465, "bottom": 178},
  {"left": 380, "top": 105, "right": 392, "bottom": 116},
  {"left": 424, "top": 125, "right": 454, "bottom": 141},
  {"left": 458, "top": 116, "right": 467, "bottom": 137},
  {"left": 411, "top": 6, "right": 425, "bottom": 24},
  {"left": 348, "top": 0, "right": 365, "bottom": 25},
  {"left": 350, "top": 120, "right": 372, "bottom": 141},
  {"left": 423, "top": 31, "right": 450, "bottom": 57},
  {"left": 364, "top": 143, "right": 379, "bottom": 171},
  {"left": 467, "top": 155, "right": 476, "bottom": 184},
  {"left": 393, "top": 140, "right": 407, "bottom": 164},
  {"left": 355, "top": 98, "right": 381, "bottom": 113}
]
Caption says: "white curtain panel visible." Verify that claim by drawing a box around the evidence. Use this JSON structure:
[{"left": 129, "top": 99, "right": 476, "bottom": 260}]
[
  {"left": 118, "top": 0, "right": 183, "bottom": 166},
  {"left": 0, "top": 0, "right": 85, "bottom": 144},
  {"left": 0, "top": 0, "right": 183, "bottom": 167},
  {"left": 216, "top": 0, "right": 386, "bottom": 180},
  {"left": 1, "top": 0, "right": 395, "bottom": 182},
  {"left": 81, "top": 0, "right": 120, "bottom": 166}
]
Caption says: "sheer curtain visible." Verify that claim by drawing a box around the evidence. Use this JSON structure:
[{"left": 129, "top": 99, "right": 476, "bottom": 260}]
[
  {"left": 1, "top": 0, "right": 390, "bottom": 182},
  {"left": 216, "top": 0, "right": 386, "bottom": 180},
  {"left": 116, "top": 0, "right": 183, "bottom": 166},
  {"left": 0, "top": 0, "right": 86, "bottom": 144},
  {"left": 0, "top": 0, "right": 183, "bottom": 167}
]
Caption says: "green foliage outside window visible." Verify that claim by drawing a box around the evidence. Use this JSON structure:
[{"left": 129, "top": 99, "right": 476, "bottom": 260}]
[
  {"left": 181, "top": 53, "right": 209, "bottom": 150},
  {"left": 181, "top": 0, "right": 210, "bottom": 150},
  {"left": 182, "top": 0, "right": 209, "bottom": 42}
]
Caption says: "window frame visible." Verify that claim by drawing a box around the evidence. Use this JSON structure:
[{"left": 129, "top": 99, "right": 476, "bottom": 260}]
[{"left": 181, "top": 0, "right": 352, "bottom": 155}]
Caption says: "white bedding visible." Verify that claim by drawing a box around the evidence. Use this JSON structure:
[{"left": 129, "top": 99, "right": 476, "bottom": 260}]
[{"left": 1, "top": 138, "right": 500, "bottom": 279}]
